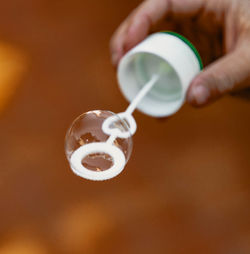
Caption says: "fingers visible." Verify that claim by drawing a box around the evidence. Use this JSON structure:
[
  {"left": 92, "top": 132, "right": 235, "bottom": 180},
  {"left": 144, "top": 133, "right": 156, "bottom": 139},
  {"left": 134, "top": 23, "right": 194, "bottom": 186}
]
[
  {"left": 187, "top": 46, "right": 250, "bottom": 106},
  {"left": 110, "top": 21, "right": 130, "bottom": 66},
  {"left": 123, "top": 0, "right": 169, "bottom": 51},
  {"left": 110, "top": 0, "right": 169, "bottom": 66},
  {"left": 110, "top": 0, "right": 204, "bottom": 67}
]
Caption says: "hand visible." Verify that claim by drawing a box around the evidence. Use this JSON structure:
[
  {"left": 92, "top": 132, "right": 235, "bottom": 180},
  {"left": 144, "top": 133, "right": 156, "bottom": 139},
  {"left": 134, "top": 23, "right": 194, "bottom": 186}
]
[{"left": 110, "top": 0, "right": 250, "bottom": 107}]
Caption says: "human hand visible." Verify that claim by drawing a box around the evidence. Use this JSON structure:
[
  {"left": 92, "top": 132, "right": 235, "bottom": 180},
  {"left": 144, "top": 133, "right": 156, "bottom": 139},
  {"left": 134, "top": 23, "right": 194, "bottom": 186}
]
[{"left": 110, "top": 0, "right": 250, "bottom": 107}]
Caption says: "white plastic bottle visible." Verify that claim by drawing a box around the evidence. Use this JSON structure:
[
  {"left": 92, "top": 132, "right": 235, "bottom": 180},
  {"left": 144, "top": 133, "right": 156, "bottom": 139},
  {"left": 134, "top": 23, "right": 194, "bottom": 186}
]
[{"left": 117, "top": 31, "right": 203, "bottom": 117}]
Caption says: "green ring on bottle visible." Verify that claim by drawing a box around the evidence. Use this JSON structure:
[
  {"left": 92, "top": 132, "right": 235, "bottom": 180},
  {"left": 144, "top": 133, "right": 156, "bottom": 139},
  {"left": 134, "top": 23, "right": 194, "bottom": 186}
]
[{"left": 161, "top": 31, "right": 203, "bottom": 70}]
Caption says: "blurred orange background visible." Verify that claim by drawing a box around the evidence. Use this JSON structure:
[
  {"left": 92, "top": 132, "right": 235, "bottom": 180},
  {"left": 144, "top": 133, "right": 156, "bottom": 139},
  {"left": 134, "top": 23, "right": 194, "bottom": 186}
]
[{"left": 0, "top": 0, "right": 250, "bottom": 253}]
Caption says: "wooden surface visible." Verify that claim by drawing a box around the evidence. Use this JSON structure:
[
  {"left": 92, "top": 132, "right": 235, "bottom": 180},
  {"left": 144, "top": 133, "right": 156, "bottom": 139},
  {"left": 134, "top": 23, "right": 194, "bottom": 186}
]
[{"left": 0, "top": 1, "right": 250, "bottom": 253}]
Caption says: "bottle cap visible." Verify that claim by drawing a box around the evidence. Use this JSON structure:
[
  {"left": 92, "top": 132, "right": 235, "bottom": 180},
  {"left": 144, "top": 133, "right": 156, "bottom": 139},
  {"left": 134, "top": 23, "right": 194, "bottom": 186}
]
[{"left": 117, "top": 32, "right": 203, "bottom": 117}]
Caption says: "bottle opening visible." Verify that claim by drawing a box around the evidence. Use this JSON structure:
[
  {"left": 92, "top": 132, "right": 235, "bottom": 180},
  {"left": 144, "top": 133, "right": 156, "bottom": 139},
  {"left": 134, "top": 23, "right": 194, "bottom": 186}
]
[
  {"left": 134, "top": 52, "right": 182, "bottom": 102},
  {"left": 118, "top": 52, "right": 184, "bottom": 117}
]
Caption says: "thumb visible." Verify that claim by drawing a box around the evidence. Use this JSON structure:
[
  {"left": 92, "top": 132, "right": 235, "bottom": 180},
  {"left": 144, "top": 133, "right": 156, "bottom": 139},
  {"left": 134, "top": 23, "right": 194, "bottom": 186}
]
[{"left": 187, "top": 46, "right": 250, "bottom": 106}]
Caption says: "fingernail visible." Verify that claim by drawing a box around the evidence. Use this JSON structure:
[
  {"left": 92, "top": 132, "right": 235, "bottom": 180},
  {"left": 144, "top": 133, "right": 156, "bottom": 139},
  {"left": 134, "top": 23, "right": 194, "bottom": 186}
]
[{"left": 188, "top": 85, "right": 210, "bottom": 105}]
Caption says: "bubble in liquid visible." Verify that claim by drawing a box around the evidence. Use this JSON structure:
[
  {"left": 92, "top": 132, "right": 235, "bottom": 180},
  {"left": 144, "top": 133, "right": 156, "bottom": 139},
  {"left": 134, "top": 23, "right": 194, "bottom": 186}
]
[{"left": 65, "top": 110, "right": 133, "bottom": 173}]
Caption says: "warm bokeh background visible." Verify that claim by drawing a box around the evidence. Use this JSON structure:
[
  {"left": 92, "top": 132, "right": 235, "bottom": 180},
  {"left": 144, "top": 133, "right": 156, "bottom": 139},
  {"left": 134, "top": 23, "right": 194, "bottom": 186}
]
[{"left": 0, "top": 0, "right": 250, "bottom": 253}]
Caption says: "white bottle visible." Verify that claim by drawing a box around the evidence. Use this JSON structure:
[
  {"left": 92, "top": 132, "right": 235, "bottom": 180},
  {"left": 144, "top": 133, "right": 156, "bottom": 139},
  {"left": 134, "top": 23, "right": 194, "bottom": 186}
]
[{"left": 117, "top": 31, "right": 203, "bottom": 117}]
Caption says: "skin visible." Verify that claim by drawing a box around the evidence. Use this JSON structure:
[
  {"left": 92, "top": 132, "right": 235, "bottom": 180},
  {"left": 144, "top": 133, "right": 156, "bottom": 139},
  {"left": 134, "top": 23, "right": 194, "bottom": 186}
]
[{"left": 110, "top": 0, "right": 250, "bottom": 107}]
